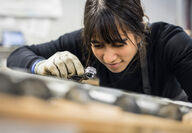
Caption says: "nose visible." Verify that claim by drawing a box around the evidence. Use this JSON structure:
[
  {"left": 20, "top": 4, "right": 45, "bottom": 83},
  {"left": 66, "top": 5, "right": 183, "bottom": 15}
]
[{"left": 103, "top": 46, "right": 118, "bottom": 64}]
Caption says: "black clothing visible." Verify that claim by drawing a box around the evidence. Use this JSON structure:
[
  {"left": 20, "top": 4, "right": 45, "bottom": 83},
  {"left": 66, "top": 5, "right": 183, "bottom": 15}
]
[{"left": 7, "top": 22, "right": 192, "bottom": 101}]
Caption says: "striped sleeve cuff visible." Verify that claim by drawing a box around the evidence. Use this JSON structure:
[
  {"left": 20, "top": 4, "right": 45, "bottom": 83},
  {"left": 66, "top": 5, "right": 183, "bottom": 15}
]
[{"left": 31, "top": 59, "right": 43, "bottom": 74}]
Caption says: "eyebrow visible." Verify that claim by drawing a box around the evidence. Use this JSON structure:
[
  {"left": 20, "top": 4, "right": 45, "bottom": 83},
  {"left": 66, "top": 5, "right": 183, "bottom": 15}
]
[
  {"left": 91, "top": 38, "right": 128, "bottom": 44},
  {"left": 91, "top": 40, "right": 101, "bottom": 44}
]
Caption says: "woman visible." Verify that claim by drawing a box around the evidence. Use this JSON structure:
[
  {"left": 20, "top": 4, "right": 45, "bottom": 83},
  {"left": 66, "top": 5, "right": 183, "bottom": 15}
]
[{"left": 7, "top": 0, "right": 192, "bottom": 102}]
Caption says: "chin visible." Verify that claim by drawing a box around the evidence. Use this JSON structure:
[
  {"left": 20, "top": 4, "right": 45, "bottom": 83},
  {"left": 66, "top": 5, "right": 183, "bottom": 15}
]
[{"left": 108, "top": 68, "right": 125, "bottom": 73}]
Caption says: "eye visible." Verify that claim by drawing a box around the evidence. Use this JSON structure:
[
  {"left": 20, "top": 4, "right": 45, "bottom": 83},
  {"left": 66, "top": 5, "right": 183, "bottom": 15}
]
[
  {"left": 111, "top": 38, "right": 128, "bottom": 47},
  {"left": 112, "top": 41, "right": 127, "bottom": 48},
  {"left": 92, "top": 44, "right": 104, "bottom": 48},
  {"left": 120, "top": 38, "right": 128, "bottom": 44},
  {"left": 112, "top": 44, "right": 125, "bottom": 48},
  {"left": 91, "top": 42, "right": 105, "bottom": 48}
]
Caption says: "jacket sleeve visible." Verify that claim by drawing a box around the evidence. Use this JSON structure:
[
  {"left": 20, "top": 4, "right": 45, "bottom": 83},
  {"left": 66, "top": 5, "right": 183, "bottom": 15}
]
[
  {"left": 163, "top": 29, "right": 192, "bottom": 101},
  {"left": 7, "top": 29, "right": 85, "bottom": 71}
]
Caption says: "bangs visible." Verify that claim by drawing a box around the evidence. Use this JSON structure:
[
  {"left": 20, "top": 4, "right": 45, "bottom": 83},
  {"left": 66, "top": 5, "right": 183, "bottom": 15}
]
[{"left": 89, "top": 9, "right": 128, "bottom": 44}]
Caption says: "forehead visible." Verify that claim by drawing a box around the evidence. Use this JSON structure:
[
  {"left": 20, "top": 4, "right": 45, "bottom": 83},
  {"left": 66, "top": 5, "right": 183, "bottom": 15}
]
[
  {"left": 88, "top": 11, "right": 135, "bottom": 43},
  {"left": 91, "top": 25, "right": 134, "bottom": 43},
  {"left": 92, "top": 24, "right": 130, "bottom": 41}
]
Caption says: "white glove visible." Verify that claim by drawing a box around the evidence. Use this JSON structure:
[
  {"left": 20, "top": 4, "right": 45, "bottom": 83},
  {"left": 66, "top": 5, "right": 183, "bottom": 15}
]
[{"left": 34, "top": 51, "right": 84, "bottom": 78}]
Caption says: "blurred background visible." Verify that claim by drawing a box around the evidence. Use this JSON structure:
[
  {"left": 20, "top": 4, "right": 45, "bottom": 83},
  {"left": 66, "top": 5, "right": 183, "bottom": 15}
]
[
  {"left": 0, "top": 0, "right": 191, "bottom": 67},
  {"left": 0, "top": 1, "right": 192, "bottom": 132}
]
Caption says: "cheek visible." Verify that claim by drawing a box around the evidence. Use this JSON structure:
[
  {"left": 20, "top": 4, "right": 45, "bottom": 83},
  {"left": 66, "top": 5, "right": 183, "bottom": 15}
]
[
  {"left": 122, "top": 45, "right": 138, "bottom": 58},
  {"left": 91, "top": 47, "right": 102, "bottom": 59},
  {"left": 130, "top": 45, "right": 138, "bottom": 54}
]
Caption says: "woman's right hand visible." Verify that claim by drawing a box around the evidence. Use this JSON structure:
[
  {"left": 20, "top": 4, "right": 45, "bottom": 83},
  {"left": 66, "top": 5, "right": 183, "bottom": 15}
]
[{"left": 34, "top": 51, "right": 85, "bottom": 78}]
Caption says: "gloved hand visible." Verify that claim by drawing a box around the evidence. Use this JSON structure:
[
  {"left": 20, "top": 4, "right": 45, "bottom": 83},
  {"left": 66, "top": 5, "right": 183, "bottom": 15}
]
[{"left": 34, "top": 51, "right": 84, "bottom": 78}]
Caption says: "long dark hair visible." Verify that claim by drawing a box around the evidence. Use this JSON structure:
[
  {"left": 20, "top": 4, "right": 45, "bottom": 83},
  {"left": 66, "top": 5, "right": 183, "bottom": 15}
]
[{"left": 83, "top": 0, "right": 149, "bottom": 66}]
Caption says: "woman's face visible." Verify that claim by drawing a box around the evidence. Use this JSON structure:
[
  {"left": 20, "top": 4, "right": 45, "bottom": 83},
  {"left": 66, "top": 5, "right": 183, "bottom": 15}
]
[{"left": 91, "top": 30, "right": 138, "bottom": 73}]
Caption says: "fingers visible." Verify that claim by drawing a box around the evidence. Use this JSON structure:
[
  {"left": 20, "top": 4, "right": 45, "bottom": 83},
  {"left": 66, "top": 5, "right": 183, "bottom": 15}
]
[
  {"left": 60, "top": 56, "right": 76, "bottom": 77},
  {"left": 71, "top": 55, "right": 84, "bottom": 76},
  {"left": 36, "top": 51, "right": 84, "bottom": 79},
  {"left": 54, "top": 56, "right": 68, "bottom": 78},
  {"left": 59, "top": 51, "right": 84, "bottom": 76},
  {"left": 46, "top": 57, "right": 61, "bottom": 77},
  {"left": 59, "top": 53, "right": 80, "bottom": 77}
]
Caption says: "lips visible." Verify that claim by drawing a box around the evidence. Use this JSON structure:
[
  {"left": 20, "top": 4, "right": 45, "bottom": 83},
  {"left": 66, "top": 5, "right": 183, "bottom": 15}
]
[{"left": 106, "top": 62, "right": 122, "bottom": 70}]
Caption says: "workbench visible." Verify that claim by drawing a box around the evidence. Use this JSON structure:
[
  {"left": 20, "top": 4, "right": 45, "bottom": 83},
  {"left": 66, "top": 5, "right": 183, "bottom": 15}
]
[{"left": 0, "top": 68, "right": 192, "bottom": 133}]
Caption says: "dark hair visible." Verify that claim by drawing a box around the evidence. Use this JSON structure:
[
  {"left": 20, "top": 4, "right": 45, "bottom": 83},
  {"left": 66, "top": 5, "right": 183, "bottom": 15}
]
[{"left": 83, "top": 0, "right": 149, "bottom": 66}]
